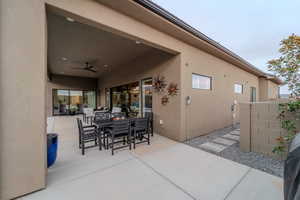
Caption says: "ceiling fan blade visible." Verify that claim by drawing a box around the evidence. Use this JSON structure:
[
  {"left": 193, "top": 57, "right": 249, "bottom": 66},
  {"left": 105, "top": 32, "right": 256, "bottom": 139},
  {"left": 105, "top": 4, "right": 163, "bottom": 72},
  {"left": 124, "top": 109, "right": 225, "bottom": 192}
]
[
  {"left": 87, "top": 69, "right": 97, "bottom": 73},
  {"left": 69, "top": 59, "right": 98, "bottom": 65},
  {"left": 71, "top": 67, "right": 85, "bottom": 70},
  {"left": 69, "top": 60, "right": 85, "bottom": 65},
  {"left": 87, "top": 59, "right": 98, "bottom": 65},
  {"left": 86, "top": 65, "right": 95, "bottom": 69}
]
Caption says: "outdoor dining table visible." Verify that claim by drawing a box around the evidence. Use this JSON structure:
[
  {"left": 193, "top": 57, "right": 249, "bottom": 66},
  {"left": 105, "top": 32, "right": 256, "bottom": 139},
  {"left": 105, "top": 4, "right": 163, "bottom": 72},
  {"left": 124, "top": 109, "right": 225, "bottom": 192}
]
[
  {"left": 93, "top": 117, "right": 141, "bottom": 129},
  {"left": 94, "top": 117, "right": 141, "bottom": 150}
]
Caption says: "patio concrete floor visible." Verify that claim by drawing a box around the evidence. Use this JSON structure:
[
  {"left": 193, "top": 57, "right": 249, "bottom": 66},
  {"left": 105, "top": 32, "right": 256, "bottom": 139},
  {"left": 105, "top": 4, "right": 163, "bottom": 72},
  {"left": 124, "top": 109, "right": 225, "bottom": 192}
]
[{"left": 19, "top": 116, "right": 283, "bottom": 200}]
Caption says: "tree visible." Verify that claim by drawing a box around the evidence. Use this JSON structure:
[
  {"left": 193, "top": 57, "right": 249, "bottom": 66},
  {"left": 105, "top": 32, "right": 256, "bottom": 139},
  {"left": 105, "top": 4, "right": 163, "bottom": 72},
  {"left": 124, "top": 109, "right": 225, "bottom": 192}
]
[{"left": 268, "top": 34, "right": 300, "bottom": 97}]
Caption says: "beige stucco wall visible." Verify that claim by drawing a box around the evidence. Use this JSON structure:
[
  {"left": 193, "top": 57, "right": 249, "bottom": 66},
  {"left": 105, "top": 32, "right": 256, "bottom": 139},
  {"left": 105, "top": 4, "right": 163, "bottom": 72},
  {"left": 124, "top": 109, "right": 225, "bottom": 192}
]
[
  {"left": 47, "top": 74, "right": 98, "bottom": 116},
  {"left": 268, "top": 80, "right": 280, "bottom": 100},
  {"left": 0, "top": 0, "right": 282, "bottom": 198},
  {"left": 0, "top": 0, "right": 47, "bottom": 199},
  {"left": 259, "top": 78, "right": 279, "bottom": 101},
  {"left": 259, "top": 78, "right": 269, "bottom": 101},
  {"left": 98, "top": 51, "right": 183, "bottom": 141},
  {"left": 181, "top": 48, "right": 260, "bottom": 139}
]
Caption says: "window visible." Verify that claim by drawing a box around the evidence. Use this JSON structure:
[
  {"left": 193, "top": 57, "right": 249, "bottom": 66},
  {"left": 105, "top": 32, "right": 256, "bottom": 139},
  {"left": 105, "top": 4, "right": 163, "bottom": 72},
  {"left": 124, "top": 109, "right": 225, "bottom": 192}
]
[
  {"left": 52, "top": 89, "right": 96, "bottom": 115},
  {"left": 250, "top": 87, "right": 256, "bottom": 102},
  {"left": 141, "top": 78, "right": 153, "bottom": 117},
  {"left": 234, "top": 84, "right": 243, "bottom": 94},
  {"left": 192, "top": 74, "right": 212, "bottom": 90},
  {"left": 111, "top": 82, "right": 140, "bottom": 115}
]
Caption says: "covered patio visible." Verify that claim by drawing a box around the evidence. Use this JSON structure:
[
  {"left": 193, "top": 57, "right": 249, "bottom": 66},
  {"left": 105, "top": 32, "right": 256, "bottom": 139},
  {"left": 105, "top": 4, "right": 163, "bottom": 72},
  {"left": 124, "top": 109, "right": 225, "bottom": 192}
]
[
  {"left": 39, "top": 9, "right": 283, "bottom": 199},
  {"left": 46, "top": 6, "right": 182, "bottom": 142},
  {"left": 20, "top": 116, "right": 283, "bottom": 200},
  {"left": 1, "top": 1, "right": 285, "bottom": 199}
]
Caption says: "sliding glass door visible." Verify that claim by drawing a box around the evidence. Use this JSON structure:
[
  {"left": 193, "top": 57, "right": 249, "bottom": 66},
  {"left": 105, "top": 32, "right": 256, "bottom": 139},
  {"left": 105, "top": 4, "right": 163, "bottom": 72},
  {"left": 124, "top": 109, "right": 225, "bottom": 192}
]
[
  {"left": 70, "top": 90, "right": 83, "bottom": 114},
  {"left": 52, "top": 89, "right": 96, "bottom": 115},
  {"left": 141, "top": 78, "right": 153, "bottom": 117},
  {"left": 111, "top": 82, "right": 140, "bottom": 116},
  {"left": 109, "top": 78, "right": 153, "bottom": 117},
  {"left": 83, "top": 91, "right": 96, "bottom": 109}
]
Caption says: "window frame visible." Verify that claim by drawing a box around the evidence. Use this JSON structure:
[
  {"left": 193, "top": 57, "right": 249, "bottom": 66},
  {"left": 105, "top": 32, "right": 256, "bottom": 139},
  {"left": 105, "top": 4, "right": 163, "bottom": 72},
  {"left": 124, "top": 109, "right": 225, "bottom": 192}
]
[
  {"left": 234, "top": 83, "right": 243, "bottom": 94},
  {"left": 52, "top": 89, "right": 97, "bottom": 116},
  {"left": 250, "top": 86, "right": 257, "bottom": 102},
  {"left": 192, "top": 73, "right": 212, "bottom": 90}
]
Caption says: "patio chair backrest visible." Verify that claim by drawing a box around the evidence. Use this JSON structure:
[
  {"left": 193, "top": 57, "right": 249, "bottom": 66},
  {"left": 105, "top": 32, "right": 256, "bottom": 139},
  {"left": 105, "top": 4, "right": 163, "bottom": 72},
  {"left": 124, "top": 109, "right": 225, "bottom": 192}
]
[
  {"left": 94, "top": 112, "right": 111, "bottom": 122},
  {"left": 111, "top": 119, "right": 130, "bottom": 135},
  {"left": 83, "top": 108, "right": 94, "bottom": 117},
  {"left": 133, "top": 118, "right": 149, "bottom": 132},
  {"left": 111, "top": 112, "right": 125, "bottom": 119},
  {"left": 144, "top": 112, "right": 153, "bottom": 120},
  {"left": 112, "top": 107, "right": 121, "bottom": 113},
  {"left": 76, "top": 118, "right": 84, "bottom": 136},
  {"left": 95, "top": 111, "right": 107, "bottom": 116}
]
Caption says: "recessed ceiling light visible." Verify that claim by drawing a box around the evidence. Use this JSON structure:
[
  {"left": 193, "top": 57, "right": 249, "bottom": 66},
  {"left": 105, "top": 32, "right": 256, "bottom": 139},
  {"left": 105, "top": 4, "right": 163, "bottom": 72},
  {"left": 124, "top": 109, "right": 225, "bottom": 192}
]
[
  {"left": 135, "top": 41, "right": 141, "bottom": 44},
  {"left": 66, "top": 17, "right": 75, "bottom": 22},
  {"left": 103, "top": 64, "right": 109, "bottom": 67},
  {"left": 60, "top": 72, "right": 65, "bottom": 74},
  {"left": 61, "top": 57, "right": 68, "bottom": 61}
]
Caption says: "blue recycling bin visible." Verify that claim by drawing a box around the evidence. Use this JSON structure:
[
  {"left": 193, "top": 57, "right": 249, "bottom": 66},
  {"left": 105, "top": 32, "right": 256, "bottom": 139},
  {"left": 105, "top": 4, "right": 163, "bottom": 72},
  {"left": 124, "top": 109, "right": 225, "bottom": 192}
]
[{"left": 47, "top": 133, "right": 58, "bottom": 168}]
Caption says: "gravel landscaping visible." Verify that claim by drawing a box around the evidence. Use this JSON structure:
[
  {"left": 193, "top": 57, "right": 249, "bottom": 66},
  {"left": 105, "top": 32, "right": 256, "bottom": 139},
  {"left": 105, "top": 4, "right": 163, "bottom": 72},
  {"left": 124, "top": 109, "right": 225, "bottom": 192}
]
[{"left": 185, "top": 125, "right": 284, "bottom": 177}]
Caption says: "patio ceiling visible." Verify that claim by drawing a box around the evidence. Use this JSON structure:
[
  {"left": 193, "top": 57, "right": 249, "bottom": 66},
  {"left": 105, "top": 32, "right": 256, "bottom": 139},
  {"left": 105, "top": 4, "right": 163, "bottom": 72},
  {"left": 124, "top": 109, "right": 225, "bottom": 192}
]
[{"left": 47, "top": 11, "right": 166, "bottom": 78}]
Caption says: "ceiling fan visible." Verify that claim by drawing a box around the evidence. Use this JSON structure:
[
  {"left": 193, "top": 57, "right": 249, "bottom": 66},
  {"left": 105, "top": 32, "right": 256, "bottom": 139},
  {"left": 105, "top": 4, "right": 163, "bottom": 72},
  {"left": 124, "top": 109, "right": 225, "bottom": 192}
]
[{"left": 71, "top": 62, "right": 97, "bottom": 73}]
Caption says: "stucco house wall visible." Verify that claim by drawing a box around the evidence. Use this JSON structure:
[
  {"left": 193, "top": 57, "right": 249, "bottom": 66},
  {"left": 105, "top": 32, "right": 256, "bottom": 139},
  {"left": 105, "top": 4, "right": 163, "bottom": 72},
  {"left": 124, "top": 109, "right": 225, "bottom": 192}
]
[
  {"left": 259, "top": 78, "right": 279, "bottom": 101},
  {"left": 0, "top": 0, "right": 282, "bottom": 199},
  {"left": 181, "top": 48, "right": 260, "bottom": 139},
  {"left": 44, "top": 0, "right": 281, "bottom": 141},
  {"left": 268, "top": 80, "right": 280, "bottom": 99},
  {"left": 98, "top": 51, "right": 182, "bottom": 141}
]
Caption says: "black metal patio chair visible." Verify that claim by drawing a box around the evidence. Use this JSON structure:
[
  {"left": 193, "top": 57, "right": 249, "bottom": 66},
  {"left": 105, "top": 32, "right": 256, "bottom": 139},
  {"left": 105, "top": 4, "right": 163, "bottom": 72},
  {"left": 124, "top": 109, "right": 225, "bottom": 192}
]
[
  {"left": 144, "top": 112, "right": 153, "bottom": 136},
  {"left": 94, "top": 112, "right": 111, "bottom": 122},
  {"left": 94, "top": 113, "right": 112, "bottom": 150},
  {"left": 132, "top": 117, "right": 150, "bottom": 149},
  {"left": 106, "top": 119, "right": 131, "bottom": 155},
  {"left": 110, "top": 112, "right": 126, "bottom": 119},
  {"left": 76, "top": 118, "right": 100, "bottom": 155}
]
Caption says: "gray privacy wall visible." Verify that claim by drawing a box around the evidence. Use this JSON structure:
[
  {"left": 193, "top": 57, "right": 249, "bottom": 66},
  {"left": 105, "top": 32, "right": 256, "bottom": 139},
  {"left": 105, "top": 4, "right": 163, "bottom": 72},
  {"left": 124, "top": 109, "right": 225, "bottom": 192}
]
[{"left": 239, "top": 100, "right": 295, "bottom": 160}]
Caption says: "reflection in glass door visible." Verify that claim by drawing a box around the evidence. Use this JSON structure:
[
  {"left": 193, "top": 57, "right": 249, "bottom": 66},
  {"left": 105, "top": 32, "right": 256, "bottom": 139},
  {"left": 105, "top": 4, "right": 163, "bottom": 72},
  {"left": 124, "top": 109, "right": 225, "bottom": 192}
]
[
  {"left": 70, "top": 90, "right": 83, "bottom": 114},
  {"left": 53, "top": 89, "right": 96, "bottom": 115},
  {"left": 84, "top": 91, "right": 96, "bottom": 109},
  {"left": 110, "top": 82, "right": 140, "bottom": 117},
  {"left": 53, "top": 89, "right": 70, "bottom": 115},
  {"left": 141, "top": 78, "right": 153, "bottom": 117}
]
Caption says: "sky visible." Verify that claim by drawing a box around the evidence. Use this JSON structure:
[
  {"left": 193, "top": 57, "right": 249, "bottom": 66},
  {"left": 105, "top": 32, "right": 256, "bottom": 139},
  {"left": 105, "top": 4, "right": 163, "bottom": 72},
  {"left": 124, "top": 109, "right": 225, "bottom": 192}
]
[{"left": 152, "top": 0, "right": 300, "bottom": 94}]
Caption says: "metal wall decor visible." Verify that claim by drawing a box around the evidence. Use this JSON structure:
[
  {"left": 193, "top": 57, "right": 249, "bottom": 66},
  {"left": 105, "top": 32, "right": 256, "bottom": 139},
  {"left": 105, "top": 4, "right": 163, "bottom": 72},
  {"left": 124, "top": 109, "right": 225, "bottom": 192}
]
[
  {"left": 167, "top": 83, "right": 179, "bottom": 96},
  {"left": 153, "top": 75, "right": 179, "bottom": 106},
  {"left": 153, "top": 75, "right": 167, "bottom": 93},
  {"left": 161, "top": 95, "right": 169, "bottom": 105}
]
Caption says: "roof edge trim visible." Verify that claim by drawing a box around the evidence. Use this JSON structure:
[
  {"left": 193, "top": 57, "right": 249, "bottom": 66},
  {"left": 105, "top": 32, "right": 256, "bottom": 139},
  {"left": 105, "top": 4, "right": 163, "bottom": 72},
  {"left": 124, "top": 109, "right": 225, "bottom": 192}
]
[{"left": 134, "top": 0, "right": 282, "bottom": 84}]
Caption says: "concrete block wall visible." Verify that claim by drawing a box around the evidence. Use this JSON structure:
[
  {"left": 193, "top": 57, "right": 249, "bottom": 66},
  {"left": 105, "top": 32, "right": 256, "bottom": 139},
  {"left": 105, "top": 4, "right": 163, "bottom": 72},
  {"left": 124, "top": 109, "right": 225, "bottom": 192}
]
[{"left": 240, "top": 100, "right": 292, "bottom": 160}]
